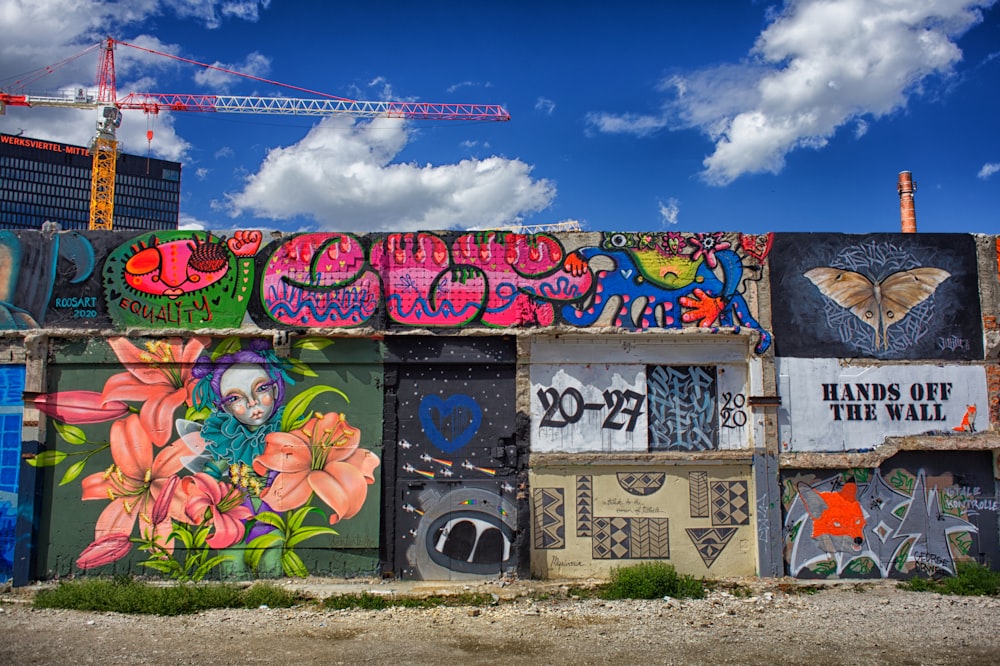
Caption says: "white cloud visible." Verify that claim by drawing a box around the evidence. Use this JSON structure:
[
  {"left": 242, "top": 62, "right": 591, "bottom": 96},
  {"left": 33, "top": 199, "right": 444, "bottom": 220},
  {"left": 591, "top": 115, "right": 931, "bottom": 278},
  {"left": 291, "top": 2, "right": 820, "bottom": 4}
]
[
  {"left": 586, "top": 0, "right": 993, "bottom": 185},
  {"left": 978, "top": 162, "right": 1000, "bottom": 179},
  {"left": 447, "top": 80, "right": 492, "bottom": 94},
  {"left": 584, "top": 112, "right": 668, "bottom": 137},
  {"left": 535, "top": 97, "right": 556, "bottom": 115},
  {"left": 225, "top": 116, "right": 556, "bottom": 232},
  {"left": 658, "top": 198, "right": 680, "bottom": 226},
  {"left": 192, "top": 51, "right": 271, "bottom": 92}
]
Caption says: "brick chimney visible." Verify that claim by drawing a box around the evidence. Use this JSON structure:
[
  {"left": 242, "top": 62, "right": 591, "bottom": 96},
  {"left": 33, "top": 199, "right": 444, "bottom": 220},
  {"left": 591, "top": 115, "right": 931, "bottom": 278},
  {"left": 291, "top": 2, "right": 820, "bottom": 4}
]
[{"left": 897, "top": 171, "right": 916, "bottom": 233}]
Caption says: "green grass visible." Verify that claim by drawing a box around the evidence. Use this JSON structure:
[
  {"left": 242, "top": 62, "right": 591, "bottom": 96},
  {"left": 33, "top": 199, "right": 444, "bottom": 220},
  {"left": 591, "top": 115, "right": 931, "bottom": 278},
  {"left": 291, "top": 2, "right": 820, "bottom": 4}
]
[
  {"left": 899, "top": 562, "right": 1000, "bottom": 596},
  {"left": 322, "top": 591, "right": 495, "bottom": 610},
  {"left": 33, "top": 577, "right": 304, "bottom": 616},
  {"left": 600, "top": 562, "right": 705, "bottom": 600}
]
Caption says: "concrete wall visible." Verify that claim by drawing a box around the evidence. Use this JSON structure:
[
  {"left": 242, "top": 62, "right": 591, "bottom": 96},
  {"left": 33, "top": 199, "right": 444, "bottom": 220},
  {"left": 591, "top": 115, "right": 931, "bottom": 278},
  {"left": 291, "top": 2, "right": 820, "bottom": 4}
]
[{"left": 1, "top": 228, "right": 995, "bottom": 582}]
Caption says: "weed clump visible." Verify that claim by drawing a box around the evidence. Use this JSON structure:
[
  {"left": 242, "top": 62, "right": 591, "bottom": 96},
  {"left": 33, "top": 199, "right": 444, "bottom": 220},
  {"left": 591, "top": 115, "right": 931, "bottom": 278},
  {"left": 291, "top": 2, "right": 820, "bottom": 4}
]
[
  {"left": 600, "top": 562, "right": 705, "bottom": 600},
  {"left": 900, "top": 562, "right": 1000, "bottom": 596},
  {"left": 322, "top": 591, "right": 494, "bottom": 610},
  {"left": 33, "top": 578, "right": 302, "bottom": 615}
]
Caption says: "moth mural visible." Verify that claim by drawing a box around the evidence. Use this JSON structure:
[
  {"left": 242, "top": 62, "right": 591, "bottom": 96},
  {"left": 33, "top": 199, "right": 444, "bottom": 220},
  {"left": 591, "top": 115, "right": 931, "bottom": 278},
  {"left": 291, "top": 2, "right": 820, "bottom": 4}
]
[
  {"left": 28, "top": 336, "right": 382, "bottom": 579},
  {"left": 803, "top": 266, "right": 950, "bottom": 351},
  {"left": 770, "top": 234, "right": 982, "bottom": 360}
]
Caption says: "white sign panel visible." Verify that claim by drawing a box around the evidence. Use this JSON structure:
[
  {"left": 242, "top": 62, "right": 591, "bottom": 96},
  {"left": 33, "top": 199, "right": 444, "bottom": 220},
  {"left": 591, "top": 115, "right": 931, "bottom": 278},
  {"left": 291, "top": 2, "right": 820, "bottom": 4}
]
[
  {"left": 531, "top": 364, "right": 648, "bottom": 453},
  {"left": 777, "top": 358, "right": 987, "bottom": 452}
]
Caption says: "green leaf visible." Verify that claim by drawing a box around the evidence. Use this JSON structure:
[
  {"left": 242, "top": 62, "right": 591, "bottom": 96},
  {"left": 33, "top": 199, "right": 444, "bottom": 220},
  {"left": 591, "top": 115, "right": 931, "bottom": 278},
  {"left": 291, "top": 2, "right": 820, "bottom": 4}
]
[
  {"left": 27, "top": 450, "right": 68, "bottom": 467},
  {"left": 53, "top": 421, "right": 88, "bottom": 445},
  {"left": 245, "top": 534, "right": 284, "bottom": 569},
  {"left": 286, "top": 525, "right": 338, "bottom": 549},
  {"left": 210, "top": 337, "right": 243, "bottom": 360},
  {"left": 293, "top": 337, "right": 334, "bottom": 351},
  {"left": 191, "top": 555, "right": 232, "bottom": 582},
  {"left": 281, "top": 385, "right": 350, "bottom": 431},
  {"left": 286, "top": 506, "right": 320, "bottom": 533},
  {"left": 286, "top": 357, "right": 318, "bottom": 378},
  {"left": 281, "top": 549, "right": 309, "bottom": 578},
  {"left": 169, "top": 525, "right": 195, "bottom": 550},
  {"left": 138, "top": 560, "right": 178, "bottom": 575},
  {"left": 184, "top": 406, "right": 212, "bottom": 422},
  {"left": 58, "top": 459, "right": 87, "bottom": 486},
  {"left": 252, "top": 511, "right": 288, "bottom": 531}
]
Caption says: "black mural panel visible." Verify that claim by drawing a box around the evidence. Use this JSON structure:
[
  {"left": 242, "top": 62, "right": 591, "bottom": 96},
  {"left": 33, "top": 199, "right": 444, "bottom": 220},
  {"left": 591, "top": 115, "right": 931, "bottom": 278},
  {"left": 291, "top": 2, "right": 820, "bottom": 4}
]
[
  {"left": 385, "top": 336, "right": 520, "bottom": 580},
  {"left": 769, "top": 233, "right": 982, "bottom": 360}
]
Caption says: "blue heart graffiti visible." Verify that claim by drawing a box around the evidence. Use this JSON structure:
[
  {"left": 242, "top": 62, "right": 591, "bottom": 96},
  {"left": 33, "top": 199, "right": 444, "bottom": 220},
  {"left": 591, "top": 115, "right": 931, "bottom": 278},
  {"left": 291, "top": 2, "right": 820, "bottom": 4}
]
[{"left": 418, "top": 394, "right": 483, "bottom": 453}]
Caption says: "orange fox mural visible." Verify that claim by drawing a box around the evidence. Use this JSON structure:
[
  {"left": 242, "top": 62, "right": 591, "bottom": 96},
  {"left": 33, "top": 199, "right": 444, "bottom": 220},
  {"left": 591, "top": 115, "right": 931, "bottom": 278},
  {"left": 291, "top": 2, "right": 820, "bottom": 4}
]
[{"left": 797, "top": 481, "right": 866, "bottom": 555}]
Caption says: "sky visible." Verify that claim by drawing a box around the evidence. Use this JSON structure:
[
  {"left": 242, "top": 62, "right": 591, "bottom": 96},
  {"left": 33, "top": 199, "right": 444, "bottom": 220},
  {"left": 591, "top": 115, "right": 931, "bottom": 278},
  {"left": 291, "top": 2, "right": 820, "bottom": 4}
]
[{"left": 0, "top": 0, "right": 997, "bottom": 235}]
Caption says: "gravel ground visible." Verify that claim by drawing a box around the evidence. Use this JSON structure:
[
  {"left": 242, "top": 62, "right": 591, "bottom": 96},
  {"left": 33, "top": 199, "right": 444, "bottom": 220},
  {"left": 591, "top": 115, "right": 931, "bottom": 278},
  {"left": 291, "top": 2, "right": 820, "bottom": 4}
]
[{"left": 0, "top": 579, "right": 997, "bottom": 665}]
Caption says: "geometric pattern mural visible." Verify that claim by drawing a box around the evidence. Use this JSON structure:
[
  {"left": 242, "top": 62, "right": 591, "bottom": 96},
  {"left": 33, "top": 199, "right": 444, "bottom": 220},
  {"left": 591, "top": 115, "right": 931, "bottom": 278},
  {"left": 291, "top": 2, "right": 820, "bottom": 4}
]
[
  {"left": 711, "top": 480, "right": 750, "bottom": 526},
  {"left": 686, "top": 527, "right": 737, "bottom": 568},
  {"left": 532, "top": 488, "right": 566, "bottom": 550},
  {"left": 592, "top": 516, "right": 670, "bottom": 559},
  {"left": 576, "top": 475, "right": 593, "bottom": 537},
  {"left": 689, "top": 471, "right": 710, "bottom": 518},
  {"left": 617, "top": 472, "right": 667, "bottom": 496}
]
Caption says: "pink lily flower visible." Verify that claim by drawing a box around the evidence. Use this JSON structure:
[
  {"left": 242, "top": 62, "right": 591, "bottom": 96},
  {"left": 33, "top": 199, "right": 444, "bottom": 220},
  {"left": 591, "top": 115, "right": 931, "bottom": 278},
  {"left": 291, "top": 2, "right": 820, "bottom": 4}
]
[
  {"left": 254, "top": 412, "right": 380, "bottom": 525},
  {"left": 30, "top": 391, "right": 130, "bottom": 424},
  {"left": 101, "top": 337, "right": 208, "bottom": 446},
  {"left": 76, "top": 533, "right": 133, "bottom": 569},
  {"left": 81, "top": 414, "right": 189, "bottom": 548},
  {"left": 181, "top": 473, "right": 253, "bottom": 549}
]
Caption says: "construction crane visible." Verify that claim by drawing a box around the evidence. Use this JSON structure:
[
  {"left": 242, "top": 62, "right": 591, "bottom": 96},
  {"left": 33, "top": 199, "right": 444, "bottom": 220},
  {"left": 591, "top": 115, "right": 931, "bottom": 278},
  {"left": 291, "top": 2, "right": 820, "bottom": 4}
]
[{"left": 0, "top": 38, "right": 511, "bottom": 230}]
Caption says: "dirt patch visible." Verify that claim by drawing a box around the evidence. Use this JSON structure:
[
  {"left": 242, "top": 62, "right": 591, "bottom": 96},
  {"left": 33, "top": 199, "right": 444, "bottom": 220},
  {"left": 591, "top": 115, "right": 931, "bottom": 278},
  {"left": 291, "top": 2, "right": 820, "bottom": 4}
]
[{"left": 1, "top": 580, "right": 998, "bottom": 665}]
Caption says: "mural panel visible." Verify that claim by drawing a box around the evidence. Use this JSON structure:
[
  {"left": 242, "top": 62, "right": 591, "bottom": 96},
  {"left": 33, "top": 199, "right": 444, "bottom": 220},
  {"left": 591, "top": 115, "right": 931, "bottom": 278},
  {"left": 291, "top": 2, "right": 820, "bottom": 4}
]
[
  {"left": 30, "top": 336, "right": 382, "bottom": 579},
  {"left": 0, "top": 366, "right": 24, "bottom": 581},
  {"left": 770, "top": 233, "right": 983, "bottom": 360},
  {"left": 103, "top": 230, "right": 260, "bottom": 329},
  {"left": 781, "top": 452, "right": 998, "bottom": 578},
  {"left": 530, "top": 466, "right": 755, "bottom": 578},
  {"left": 531, "top": 340, "right": 749, "bottom": 452},
  {"left": 385, "top": 337, "right": 521, "bottom": 580},
  {"left": 777, "top": 358, "right": 989, "bottom": 452},
  {"left": 0, "top": 229, "right": 774, "bottom": 354}
]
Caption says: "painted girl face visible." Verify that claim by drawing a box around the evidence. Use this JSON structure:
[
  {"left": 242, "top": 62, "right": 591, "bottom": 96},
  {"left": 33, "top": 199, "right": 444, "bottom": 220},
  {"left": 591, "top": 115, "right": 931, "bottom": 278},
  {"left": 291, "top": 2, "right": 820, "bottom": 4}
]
[{"left": 219, "top": 364, "right": 277, "bottom": 428}]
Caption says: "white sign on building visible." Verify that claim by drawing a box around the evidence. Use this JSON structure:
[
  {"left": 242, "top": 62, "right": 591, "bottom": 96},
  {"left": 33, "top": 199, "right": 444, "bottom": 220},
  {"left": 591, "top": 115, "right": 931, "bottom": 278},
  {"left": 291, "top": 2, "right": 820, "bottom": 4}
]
[{"left": 777, "top": 358, "right": 987, "bottom": 452}]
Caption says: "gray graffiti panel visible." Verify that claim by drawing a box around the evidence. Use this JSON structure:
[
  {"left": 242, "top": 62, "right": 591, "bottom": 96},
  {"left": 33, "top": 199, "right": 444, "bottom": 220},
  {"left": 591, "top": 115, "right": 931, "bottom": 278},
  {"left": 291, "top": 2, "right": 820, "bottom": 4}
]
[{"left": 647, "top": 365, "right": 718, "bottom": 451}]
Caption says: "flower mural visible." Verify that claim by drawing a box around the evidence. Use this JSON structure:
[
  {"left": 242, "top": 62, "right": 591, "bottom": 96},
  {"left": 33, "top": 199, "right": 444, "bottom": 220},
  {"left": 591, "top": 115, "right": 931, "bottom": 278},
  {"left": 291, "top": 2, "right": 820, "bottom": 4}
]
[{"left": 30, "top": 336, "right": 381, "bottom": 580}]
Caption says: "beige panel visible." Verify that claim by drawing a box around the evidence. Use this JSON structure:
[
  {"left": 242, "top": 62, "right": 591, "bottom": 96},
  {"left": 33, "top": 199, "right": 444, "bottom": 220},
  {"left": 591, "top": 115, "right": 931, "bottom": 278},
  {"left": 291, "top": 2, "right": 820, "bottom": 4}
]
[{"left": 529, "top": 464, "right": 756, "bottom": 579}]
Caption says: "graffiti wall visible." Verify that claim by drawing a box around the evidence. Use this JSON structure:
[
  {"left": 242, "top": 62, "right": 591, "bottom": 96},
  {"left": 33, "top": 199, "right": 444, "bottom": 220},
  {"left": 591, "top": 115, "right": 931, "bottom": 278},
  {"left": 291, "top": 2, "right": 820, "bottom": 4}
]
[
  {"left": 530, "top": 465, "right": 756, "bottom": 578},
  {"left": 531, "top": 338, "right": 753, "bottom": 452},
  {"left": 769, "top": 233, "right": 983, "bottom": 360},
  {"left": 31, "top": 336, "right": 383, "bottom": 578},
  {"left": 777, "top": 359, "right": 989, "bottom": 452},
  {"left": 0, "top": 229, "right": 773, "bottom": 353},
  {"left": 382, "top": 337, "right": 525, "bottom": 580},
  {"left": 781, "top": 452, "right": 998, "bottom": 579}
]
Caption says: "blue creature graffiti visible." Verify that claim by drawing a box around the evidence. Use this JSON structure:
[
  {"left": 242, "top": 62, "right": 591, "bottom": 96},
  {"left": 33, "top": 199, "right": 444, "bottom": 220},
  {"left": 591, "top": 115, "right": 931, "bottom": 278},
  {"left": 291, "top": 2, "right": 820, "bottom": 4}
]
[{"left": 561, "top": 232, "right": 772, "bottom": 354}]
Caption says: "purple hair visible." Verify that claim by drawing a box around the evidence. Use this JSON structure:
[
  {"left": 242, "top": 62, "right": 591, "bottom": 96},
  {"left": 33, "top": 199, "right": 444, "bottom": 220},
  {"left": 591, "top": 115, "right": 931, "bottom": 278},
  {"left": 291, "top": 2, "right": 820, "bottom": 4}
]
[{"left": 191, "top": 339, "right": 287, "bottom": 410}]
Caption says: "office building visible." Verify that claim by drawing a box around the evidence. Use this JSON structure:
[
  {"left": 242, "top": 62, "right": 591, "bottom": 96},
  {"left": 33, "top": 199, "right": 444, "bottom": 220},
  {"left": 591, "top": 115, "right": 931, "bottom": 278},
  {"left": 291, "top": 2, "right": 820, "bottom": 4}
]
[{"left": 0, "top": 132, "right": 180, "bottom": 231}]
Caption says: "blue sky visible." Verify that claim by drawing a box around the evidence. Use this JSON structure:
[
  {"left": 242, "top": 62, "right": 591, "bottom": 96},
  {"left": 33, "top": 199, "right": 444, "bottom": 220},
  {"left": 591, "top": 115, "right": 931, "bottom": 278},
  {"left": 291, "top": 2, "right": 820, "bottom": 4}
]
[{"left": 0, "top": 0, "right": 997, "bottom": 235}]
